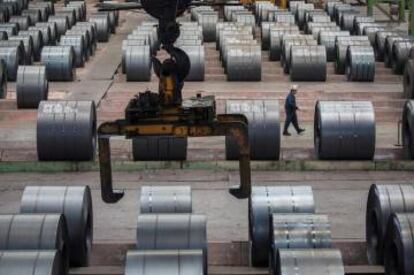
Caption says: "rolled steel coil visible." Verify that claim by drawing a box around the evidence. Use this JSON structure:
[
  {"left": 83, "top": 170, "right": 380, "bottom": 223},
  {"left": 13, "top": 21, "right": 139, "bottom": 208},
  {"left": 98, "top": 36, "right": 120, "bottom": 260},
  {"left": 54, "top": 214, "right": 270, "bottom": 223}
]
[
  {"left": 334, "top": 36, "right": 370, "bottom": 74},
  {"left": 0, "top": 26, "right": 16, "bottom": 37},
  {"left": 0, "top": 251, "right": 63, "bottom": 275},
  {"left": 353, "top": 15, "right": 375, "bottom": 33},
  {"left": 179, "top": 45, "right": 204, "bottom": 81},
  {"left": 261, "top": 22, "right": 286, "bottom": 50},
  {"left": 0, "top": 7, "right": 9, "bottom": 23},
  {"left": 218, "top": 28, "right": 252, "bottom": 51},
  {"left": 275, "top": 14, "right": 295, "bottom": 24},
  {"left": 289, "top": 1, "right": 305, "bottom": 14},
  {"left": 384, "top": 36, "right": 411, "bottom": 67},
  {"left": 2, "top": 0, "right": 22, "bottom": 13},
  {"left": 125, "top": 45, "right": 151, "bottom": 81},
  {"left": 225, "top": 100, "right": 280, "bottom": 160},
  {"left": 281, "top": 35, "right": 317, "bottom": 72},
  {"left": 305, "top": 21, "right": 337, "bottom": 34},
  {"left": 73, "top": 23, "right": 98, "bottom": 51},
  {"left": 0, "top": 31, "right": 6, "bottom": 40},
  {"left": 65, "top": 30, "right": 91, "bottom": 59},
  {"left": 318, "top": 31, "right": 350, "bottom": 61},
  {"left": 198, "top": 11, "right": 218, "bottom": 42},
  {"left": 325, "top": 1, "right": 341, "bottom": 17},
  {"left": 310, "top": 25, "right": 341, "bottom": 39},
  {"left": 340, "top": 11, "right": 359, "bottom": 31},
  {"left": 290, "top": 45, "right": 326, "bottom": 81},
  {"left": 36, "top": 22, "right": 57, "bottom": 44},
  {"left": 268, "top": 27, "right": 300, "bottom": 61},
  {"left": 121, "top": 39, "right": 146, "bottom": 73},
  {"left": 62, "top": 6, "right": 81, "bottom": 22},
  {"left": 16, "top": 65, "right": 48, "bottom": 108},
  {"left": 36, "top": 100, "right": 96, "bottom": 160},
  {"left": 47, "top": 16, "right": 69, "bottom": 38},
  {"left": 308, "top": 14, "right": 331, "bottom": 23},
  {"left": 363, "top": 26, "right": 387, "bottom": 46},
  {"left": 0, "top": 46, "right": 23, "bottom": 80},
  {"left": 384, "top": 213, "right": 414, "bottom": 275},
  {"left": 304, "top": 10, "right": 326, "bottom": 23},
  {"left": 40, "top": 46, "right": 74, "bottom": 81},
  {"left": 28, "top": 6, "right": 48, "bottom": 22},
  {"left": 314, "top": 100, "right": 375, "bottom": 159},
  {"left": 0, "top": 60, "right": 6, "bottom": 99},
  {"left": 22, "top": 9, "right": 42, "bottom": 25},
  {"left": 9, "top": 15, "right": 31, "bottom": 31},
  {"left": 72, "top": 25, "right": 96, "bottom": 53},
  {"left": 391, "top": 40, "right": 414, "bottom": 74},
  {"left": 132, "top": 136, "right": 187, "bottom": 160},
  {"left": 29, "top": 3, "right": 52, "bottom": 19},
  {"left": 18, "top": 29, "right": 43, "bottom": 61},
  {"left": 217, "top": 22, "right": 251, "bottom": 48},
  {"left": 0, "top": 40, "right": 25, "bottom": 61},
  {"left": 22, "top": 8, "right": 42, "bottom": 23},
  {"left": 20, "top": 185, "right": 93, "bottom": 266},
  {"left": 0, "top": 214, "right": 69, "bottom": 273},
  {"left": 345, "top": 45, "right": 375, "bottom": 81},
  {"left": 67, "top": 2, "right": 86, "bottom": 21},
  {"left": 96, "top": 11, "right": 116, "bottom": 33},
  {"left": 0, "top": 3, "right": 16, "bottom": 18},
  {"left": 136, "top": 214, "right": 207, "bottom": 271},
  {"left": 226, "top": 44, "right": 261, "bottom": 81},
  {"left": 375, "top": 31, "right": 402, "bottom": 61},
  {"left": 8, "top": 35, "right": 34, "bottom": 64},
  {"left": 403, "top": 100, "right": 414, "bottom": 158},
  {"left": 55, "top": 10, "right": 76, "bottom": 27},
  {"left": 29, "top": 25, "right": 52, "bottom": 46},
  {"left": 404, "top": 61, "right": 414, "bottom": 99},
  {"left": 334, "top": 4, "right": 355, "bottom": 24},
  {"left": 268, "top": 10, "right": 292, "bottom": 22},
  {"left": 296, "top": 3, "right": 314, "bottom": 28},
  {"left": 366, "top": 184, "right": 414, "bottom": 265},
  {"left": 249, "top": 186, "right": 315, "bottom": 267},
  {"left": 60, "top": 35, "right": 85, "bottom": 67},
  {"left": 125, "top": 250, "right": 204, "bottom": 275},
  {"left": 89, "top": 15, "right": 109, "bottom": 42},
  {"left": 140, "top": 186, "right": 192, "bottom": 213},
  {"left": 273, "top": 249, "right": 345, "bottom": 275}
]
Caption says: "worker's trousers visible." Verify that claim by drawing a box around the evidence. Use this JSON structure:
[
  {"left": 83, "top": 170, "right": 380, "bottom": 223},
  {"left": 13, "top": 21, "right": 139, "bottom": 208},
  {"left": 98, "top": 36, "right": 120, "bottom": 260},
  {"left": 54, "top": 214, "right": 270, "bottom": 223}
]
[{"left": 283, "top": 111, "right": 300, "bottom": 133}]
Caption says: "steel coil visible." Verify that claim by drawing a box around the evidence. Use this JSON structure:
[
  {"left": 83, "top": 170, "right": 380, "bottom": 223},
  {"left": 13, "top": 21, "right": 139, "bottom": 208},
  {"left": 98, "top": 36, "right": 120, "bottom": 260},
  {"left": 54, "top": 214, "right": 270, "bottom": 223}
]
[
  {"left": 391, "top": 40, "right": 414, "bottom": 74},
  {"left": 334, "top": 4, "right": 355, "bottom": 24},
  {"left": 403, "top": 100, "right": 414, "bottom": 158},
  {"left": 0, "top": 46, "right": 23, "bottom": 80},
  {"left": 140, "top": 186, "right": 192, "bottom": 213},
  {"left": 275, "top": 14, "right": 295, "bottom": 24},
  {"left": 353, "top": 16, "right": 375, "bottom": 33},
  {"left": 268, "top": 10, "right": 292, "bottom": 22},
  {"left": 0, "top": 31, "right": 6, "bottom": 40},
  {"left": 40, "top": 46, "right": 74, "bottom": 81},
  {"left": 318, "top": 31, "right": 350, "bottom": 61},
  {"left": 18, "top": 29, "right": 43, "bottom": 61},
  {"left": 0, "top": 60, "right": 6, "bottom": 99},
  {"left": 249, "top": 186, "right": 315, "bottom": 267},
  {"left": 226, "top": 44, "right": 261, "bottom": 81},
  {"left": 94, "top": 11, "right": 115, "bottom": 33},
  {"left": 132, "top": 136, "right": 187, "bottom": 160},
  {"left": 16, "top": 65, "right": 48, "bottom": 108},
  {"left": 0, "top": 214, "right": 68, "bottom": 273},
  {"left": 384, "top": 213, "right": 414, "bottom": 275},
  {"left": 334, "top": 36, "right": 370, "bottom": 74},
  {"left": 225, "top": 100, "right": 280, "bottom": 160},
  {"left": 314, "top": 101, "right": 375, "bottom": 159},
  {"left": 268, "top": 27, "right": 300, "bottom": 61},
  {"left": 36, "top": 22, "right": 57, "bottom": 44},
  {"left": 60, "top": 35, "right": 85, "bottom": 67},
  {"left": 345, "top": 45, "right": 375, "bottom": 81},
  {"left": 363, "top": 26, "right": 387, "bottom": 46},
  {"left": 0, "top": 251, "right": 63, "bottom": 275},
  {"left": 47, "top": 16, "right": 69, "bottom": 38},
  {"left": 125, "top": 45, "right": 151, "bottom": 81},
  {"left": 9, "top": 15, "right": 30, "bottom": 31},
  {"left": 325, "top": 1, "right": 341, "bottom": 17},
  {"left": 296, "top": 4, "right": 314, "bottom": 28},
  {"left": 0, "top": 26, "right": 16, "bottom": 37},
  {"left": 273, "top": 249, "right": 345, "bottom": 275},
  {"left": 121, "top": 39, "right": 146, "bottom": 73},
  {"left": 89, "top": 15, "right": 110, "bottom": 42},
  {"left": 198, "top": 12, "right": 218, "bottom": 42},
  {"left": 71, "top": 25, "right": 96, "bottom": 55},
  {"left": 8, "top": 35, "right": 34, "bottom": 64},
  {"left": 29, "top": 25, "right": 52, "bottom": 46},
  {"left": 289, "top": 1, "right": 305, "bottom": 15},
  {"left": 282, "top": 36, "right": 317, "bottom": 71},
  {"left": 65, "top": 30, "right": 90, "bottom": 59},
  {"left": 261, "top": 22, "right": 282, "bottom": 50},
  {"left": 290, "top": 45, "right": 326, "bottom": 81},
  {"left": 0, "top": 7, "right": 9, "bottom": 23},
  {"left": 375, "top": 31, "right": 401, "bottom": 61},
  {"left": 178, "top": 45, "right": 204, "bottom": 81},
  {"left": 20, "top": 185, "right": 93, "bottom": 267},
  {"left": 55, "top": 10, "right": 76, "bottom": 27},
  {"left": 125, "top": 250, "right": 204, "bottom": 275},
  {"left": 21, "top": 8, "right": 42, "bottom": 24},
  {"left": 384, "top": 36, "right": 410, "bottom": 67},
  {"left": 36, "top": 100, "right": 96, "bottom": 160},
  {"left": 136, "top": 214, "right": 207, "bottom": 271},
  {"left": 404, "top": 60, "right": 414, "bottom": 99},
  {"left": 62, "top": 6, "right": 81, "bottom": 22},
  {"left": 339, "top": 11, "right": 358, "bottom": 31},
  {"left": 366, "top": 184, "right": 414, "bottom": 265}
]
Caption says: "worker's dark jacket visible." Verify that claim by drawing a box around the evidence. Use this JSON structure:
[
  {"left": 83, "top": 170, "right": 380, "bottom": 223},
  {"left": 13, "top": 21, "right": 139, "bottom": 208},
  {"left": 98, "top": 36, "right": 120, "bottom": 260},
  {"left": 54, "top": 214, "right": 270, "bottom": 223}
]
[{"left": 284, "top": 92, "right": 298, "bottom": 114}]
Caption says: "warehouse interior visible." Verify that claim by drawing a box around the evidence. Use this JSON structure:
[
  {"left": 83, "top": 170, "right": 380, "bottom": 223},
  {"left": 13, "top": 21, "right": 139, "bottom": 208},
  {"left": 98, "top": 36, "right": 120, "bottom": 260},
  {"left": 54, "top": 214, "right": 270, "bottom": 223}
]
[{"left": 0, "top": 0, "right": 414, "bottom": 274}]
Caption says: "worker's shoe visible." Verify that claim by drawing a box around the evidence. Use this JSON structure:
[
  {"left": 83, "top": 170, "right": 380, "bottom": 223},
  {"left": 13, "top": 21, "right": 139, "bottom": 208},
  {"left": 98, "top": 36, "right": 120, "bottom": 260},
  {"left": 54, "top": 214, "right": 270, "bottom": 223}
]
[
  {"left": 283, "top": 131, "right": 291, "bottom": 136},
  {"left": 297, "top": 129, "right": 305, "bottom": 135}
]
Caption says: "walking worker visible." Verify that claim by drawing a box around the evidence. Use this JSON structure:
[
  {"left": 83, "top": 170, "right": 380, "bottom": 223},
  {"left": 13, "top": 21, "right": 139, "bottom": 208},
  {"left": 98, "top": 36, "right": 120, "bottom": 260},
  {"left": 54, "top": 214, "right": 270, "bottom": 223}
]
[{"left": 283, "top": 84, "right": 305, "bottom": 136}]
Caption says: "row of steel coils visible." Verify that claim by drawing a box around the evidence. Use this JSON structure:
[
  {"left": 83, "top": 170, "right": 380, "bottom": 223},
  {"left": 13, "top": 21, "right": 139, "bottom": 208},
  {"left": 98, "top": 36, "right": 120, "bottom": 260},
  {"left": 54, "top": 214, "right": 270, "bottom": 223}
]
[
  {"left": 121, "top": 20, "right": 205, "bottom": 82},
  {"left": 0, "top": 185, "right": 93, "bottom": 274},
  {"left": 125, "top": 186, "right": 206, "bottom": 275},
  {"left": 258, "top": 1, "right": 380, "bottom": 82},
  {"left": 365, "top": 183, "right": 414, "bottom": 275},
  {"left": 0, "top": 1, "right": 119, "bottom": 109},
  {"left": 249, "top": 185, "right": 345, "bottom": 274}
]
